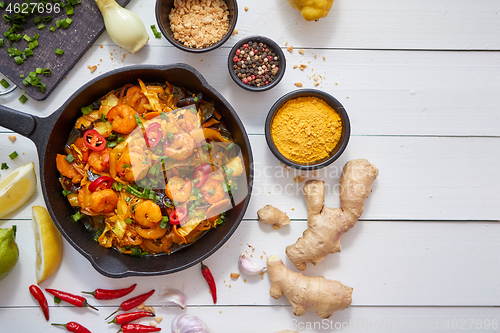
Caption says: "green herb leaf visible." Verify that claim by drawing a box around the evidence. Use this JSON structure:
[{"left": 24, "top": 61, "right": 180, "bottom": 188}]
[
  {"left": 62, "top": 189, "right": 72, "bottom": 197},
  {"left": 1, "top": 163, "right": 9, "bottom": 170},
  {"left": 65, "top": 154, "right": 75, "bottom": 163}
]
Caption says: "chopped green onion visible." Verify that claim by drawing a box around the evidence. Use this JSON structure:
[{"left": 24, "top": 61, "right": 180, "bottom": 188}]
[
  {"left": 54, "top": 296, "right": 61, "bottom": 304},
  {"left": 134, "top": 115, "right": 143, "bottom": 128},
  {"left": 62, "top": 189, "right": 72, "bottom": 197},
  {"left": 1, "top": 163, "right": 8, "bottom": 170},
  {"left": 116, "top": 137, "right": 124, "bottom": 144},
  {"left": 0, "top": 39, "right": 3, "bottom": 47},
  {"left": 72, "top": 211, "right": 84, "bottom": 222},
  {"left": 43, "top": 16, "right": 52, "bottom": 23},
  {"left": 124, "top": 218, "right": 132, "bottom": 224},
  {"left": 106, "top": 141, "right": 117, "bottom": 148},
  {"left": 28, "top": 40, "right": 38, "bottom": 49},
  {"left": 36, "top": 68, "right": 42, "bottom": 74},
  {"left": 37, "top": 23, "right": 45, "bottom": 30},
  {"left": 159, "top": 216, "right": 168, "bottom": 229},
  {"left": 9, "top": 151, "right": 18, "bottom": 160},
  {"left": 226, "top": 143, "right": 234, "bottom": 150},
  {"left": 193, "top": 97, "right": 199, "bottom": 102},
  {"left": 130, "top": 247, "right": 142, "bottom": 256},
  {"left": 34, "top": 17, "right": 41, "bottom": 24},
  {"left": 150, "top": 25, "right": 161, "bottom": 38},
  {"left": 55, "top": 48, "right": 64, "bottom": 55},
  {"left": 50, "top": 26, "right": 55, "bottom": 32},
  {"left": 23, "top": 34, "right": 31, "bottom": 42},
  {"left": 19, "top": 74, "right": 24, "bottom": 78},
  {"left": 14, "top": 56, "right": 23, "bottom": 65},
  {"left": 66, "top": 5, "right": 74, "bottom": 15},
  {"left": 55, "top": 19, "right": 62, "bottom": 28},
  {"left": 167, "top": 132, "right": 174, "bottom": 141},
  {"left": 122, "top": 164, "right": 130, "bottom": 169},
  {"left": 42, "top": 68, "right": 51, "bottom": 75},
  {"left": 226, "top": 168, "right": 234, "bottom": 175},
  {"left": 209, "top": 189, "right": 215, "bottom": 196},
  {"left": 0, "top": 2, "right": 5, "bottom": 9},
  {"left": 81, "top": 106, "right": 93, "bottom": 115},
  {"left": 24, "top": 48, "right": 33, "bottom": 57},
  {"left": 18, "top": 95, "right": 28, "bottom": 104},
  {"left": 65, "top": 154, "right": 75, "bottom": 163},
  {"left": 0, "top": 79, "right": 9, "bottom": 88},
  {"left": 100, "top": 113, "right": 106, "bottom": 122},
  {"left": 33, "top": 33, "right": 40, "bottom": 41}
]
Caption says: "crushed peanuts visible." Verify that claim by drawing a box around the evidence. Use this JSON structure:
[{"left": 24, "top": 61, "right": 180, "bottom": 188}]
[
  {"left": 230, "top": 273, "right": 240, "bottom": 279},
  {"left": 87, "top": 65, "right": 97, "bottom": 73},
  {"left": 244, "top": 6, "right": 248, "bottom": 11},
  {"left": 287, "top": 45, "right": 293, "bottom": 53},
  {"left": 155, "top": 317, "right": 163, "bottom": 324},
  {"left": 299, "top": 64, "right": 307, "bottom": 71},
  {"left": 298, "top": 49, "right": 304, "bottom": 55},
  {"left": 293, "top": 65, "right": 298, "bottom": 69},
  {"left": 294, "top": 175, "right": 307, "bottom": 183},
  {"left": 294, "top": 82, "right": 303, "bottom": 87},
  {"left": 8, "top": 135, "right": 16, "bottom": 142},
  {"left": 149, "top": 322, "right": 157, "bottom": 327},
  {"left": 169, "top": 0, "right": 229, "bottom": 49}
]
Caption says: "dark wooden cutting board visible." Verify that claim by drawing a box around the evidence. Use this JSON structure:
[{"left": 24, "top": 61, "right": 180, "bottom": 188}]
[{"left": 0, "top": 0, "right": 130, "bottom": 100}]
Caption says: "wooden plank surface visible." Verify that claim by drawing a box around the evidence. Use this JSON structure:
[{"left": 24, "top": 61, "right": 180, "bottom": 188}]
[
  {"left": 0, "top": 220, "right": 499, "bottom": 307},
  {"left": 0, "top": 134, "right": 498, "bottom": 221},
  {"left": 0, "top": 1, "right": 499, "bottom": 332}
]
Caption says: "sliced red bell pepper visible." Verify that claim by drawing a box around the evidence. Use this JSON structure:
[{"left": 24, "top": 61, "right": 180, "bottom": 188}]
[
  {"left": 169, "top": 207, "right": 187, "bottom": 225},
  {"left": 88, "top": 176, "right": 114, "bottom": 192}
]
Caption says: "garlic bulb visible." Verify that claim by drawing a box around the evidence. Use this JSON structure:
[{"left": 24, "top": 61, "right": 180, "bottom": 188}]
[
  {"left": 159, "top": 288, "right": 187, "bottom": 309},
  {"left": 238, "top": 253, "right": 266, "bottom": 276},
  {"left": 171, "top": 314, "right": 214, "bottom": 333},
  {"left": 95, "top": 0, "right": 149, "bottom": 53}
]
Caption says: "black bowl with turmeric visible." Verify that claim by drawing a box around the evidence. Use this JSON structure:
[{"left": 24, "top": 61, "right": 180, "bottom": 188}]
[{"left": 265, "top": 89, "right": 350, "bottom": 170}]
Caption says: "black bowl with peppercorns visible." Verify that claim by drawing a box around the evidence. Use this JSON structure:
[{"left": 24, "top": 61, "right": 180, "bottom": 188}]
[{"left": 228, "top": 36, "right": 286, "bottom": 91}]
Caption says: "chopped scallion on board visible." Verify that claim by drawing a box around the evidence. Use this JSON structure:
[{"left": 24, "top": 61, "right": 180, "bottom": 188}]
[
  {"left": 18, "top": 95, "right": 28, "bottom": 104},
  {"left": 55, "top": 48, "right": 64, "bottom": 55}
]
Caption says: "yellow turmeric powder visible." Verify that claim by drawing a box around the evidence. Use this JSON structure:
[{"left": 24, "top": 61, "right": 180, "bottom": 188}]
[{"left": 271, "top": 97, "right": 342, "bottom": 164}]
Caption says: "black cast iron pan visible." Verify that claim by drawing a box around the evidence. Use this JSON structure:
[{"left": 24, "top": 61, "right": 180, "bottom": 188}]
[{"left": 0, "top": 64, "right": 254, "bottom": 278}]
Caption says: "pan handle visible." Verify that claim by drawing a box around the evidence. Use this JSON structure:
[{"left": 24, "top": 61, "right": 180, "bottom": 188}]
[{"left": 0, "top": 104, "right": 37, "bottom": 137}]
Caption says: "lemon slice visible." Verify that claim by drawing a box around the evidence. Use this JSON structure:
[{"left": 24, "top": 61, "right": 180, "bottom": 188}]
[
  {"left": 0, "top": 162, "right": 37, "bottom": 218},
  {"left": 32, "top": 206, "right": 63, "bottom": 284}
]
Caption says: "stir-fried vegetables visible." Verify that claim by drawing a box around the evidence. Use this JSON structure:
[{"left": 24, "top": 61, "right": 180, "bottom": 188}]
[{"left": 56, "top": 79, "right": 245, "bottom": 255}]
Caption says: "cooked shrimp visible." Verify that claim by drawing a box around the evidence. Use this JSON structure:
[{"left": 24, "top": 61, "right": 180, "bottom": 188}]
[
  {"left": 134, "top": 200, "right": 162, "bottom": 228},
  {"left": 163, "top": 132, "right": 195, "bottom": 161},
  {"left": 180, "top": 109, "right": 200, "bottom": 132},
  {"left": 116, "top": 151, "right": 150, "bottom": 182},
  {"left": 136, "top": 224, "right": 168, "bottom": 240},
  {"left": 88, "top": 147, "right": 111, "bottom": 172},
  {"left": 166, "top": 177, "right": 192, "bottom": 203},
  {"left": 90, "top": 189, "right": 118, "bottom": 213},
  {"left": 107, "top": 104, "right": 138, "bottom": 134},
  {"left": 201, "top": 178, "right": 226, "bottom": 204}
]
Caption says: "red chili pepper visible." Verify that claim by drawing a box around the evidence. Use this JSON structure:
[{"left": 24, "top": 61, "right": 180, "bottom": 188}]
[
  {"left": 45, "top": 289, "right": 98, "bottom": 311},
  {"left": 169, "top": 207, "right": 187, "bottom": 225},
  {"left": 108, "top": 311, "right": 155, "bottom": 325},
  {"left": 29, "top": 284, "right": 49, "bottom": 321},
  {"left": 145, "top": 123, "right": 162, "bottom": 147},
  {"left": 88, "top": 176, "right": 114, "bottom": 192},
  {"left": 105, "top": 289, "right": 155, "bottom": 320},
  {"left": 81, "top": 283, "right": 137, "bottom": 300},
  {"left": 120, "top": 324, "right": 161, "bottom": 333},
  {"left": 201, "top": 262, "right": 217, "bottom": 304},
  {"left": 83, "top": 129, "right": 106, "bottom": 151},
  {"left": 192, "top": 163, "right": 211, "bottom": 188},
  {"left": 51, "top": 322, "right": 91, "bottom": 333}
]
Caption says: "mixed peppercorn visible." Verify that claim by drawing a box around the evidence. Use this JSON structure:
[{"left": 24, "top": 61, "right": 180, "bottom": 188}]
[{"left": 231, "top": 41, "right": 280, "bottom": 87}]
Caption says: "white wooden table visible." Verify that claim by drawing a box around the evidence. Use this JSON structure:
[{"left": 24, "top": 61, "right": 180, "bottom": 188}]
[{"left": 1, "top": 1, "right": 499, "bottom": 332}]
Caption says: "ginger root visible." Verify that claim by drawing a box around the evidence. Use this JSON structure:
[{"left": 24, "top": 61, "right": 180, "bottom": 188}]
[
  {"left": 267, "top": 255, "right": 352, "bottom": 318},
  {"left": 286, "top": 159, "right": 379, "bottom": 270},
  {"left": 257, "top": 205, "right": 291, "bottom": 229}
]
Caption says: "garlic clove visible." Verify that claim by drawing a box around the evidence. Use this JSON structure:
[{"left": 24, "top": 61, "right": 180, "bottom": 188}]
[
  {"left": 238, "top": 252, "right": 266, "bottom": 276},
  {"left": 95, "top": 0, "right": 149, "bottom": 53},
  {"left": 159, "top": 288, "right": 187, "bottom": 309},
  {"left": 171, "top": 314, "right": 214, "bottom": 333}
]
